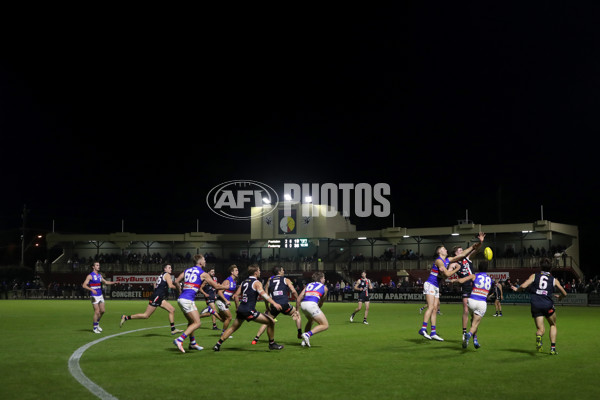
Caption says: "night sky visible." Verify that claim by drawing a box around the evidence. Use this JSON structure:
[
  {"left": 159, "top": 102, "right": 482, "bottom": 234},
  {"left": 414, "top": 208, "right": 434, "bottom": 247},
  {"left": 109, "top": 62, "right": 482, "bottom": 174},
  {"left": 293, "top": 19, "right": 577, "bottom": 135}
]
[{"left": 1, "top": 5, "right": 598, "bottom": 275}]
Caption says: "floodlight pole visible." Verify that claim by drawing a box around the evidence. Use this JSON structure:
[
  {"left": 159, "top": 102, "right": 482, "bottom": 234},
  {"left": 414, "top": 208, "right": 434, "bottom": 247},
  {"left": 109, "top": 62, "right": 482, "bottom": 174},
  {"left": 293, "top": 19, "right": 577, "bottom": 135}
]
[{"left": 20, "top": 204, "right": 28, "bottom": 266}]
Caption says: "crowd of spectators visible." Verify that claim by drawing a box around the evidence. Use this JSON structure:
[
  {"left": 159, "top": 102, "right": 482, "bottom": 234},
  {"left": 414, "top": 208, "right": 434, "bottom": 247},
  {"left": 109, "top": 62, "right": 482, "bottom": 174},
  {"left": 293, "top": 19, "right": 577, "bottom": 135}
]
[
  {"left": 321, "top": 277, "right": 425, "bottom": 301},
  {"left": 52, "top": 243, "right": 571, "bottom": 274},
  {"left": 65, "top": 251, "right": 219, "bottom": 269},
  {"left": 67, "top": 251, "right": 213, "bottom": 265},
  {"left": 3, "top": 276, "right": 600, "bottom": 300},
  {"left": 3, "top": 261, "right": 599, "bottom": 300},
  {"left": 351, "top": 249, "right": 422, "bottom": 262},
  {"left": 503, "top": 244, "right": 567, "bottom": 258},
  {"left": 320, "top": 274, "right": 600, "bottom": 302}
]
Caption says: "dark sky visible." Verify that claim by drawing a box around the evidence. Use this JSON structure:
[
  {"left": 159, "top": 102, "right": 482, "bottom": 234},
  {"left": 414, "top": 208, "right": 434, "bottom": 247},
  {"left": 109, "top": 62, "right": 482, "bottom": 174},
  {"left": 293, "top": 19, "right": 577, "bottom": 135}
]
[{"left": 1, "top": 5, "right": 598, "bottom": 273}]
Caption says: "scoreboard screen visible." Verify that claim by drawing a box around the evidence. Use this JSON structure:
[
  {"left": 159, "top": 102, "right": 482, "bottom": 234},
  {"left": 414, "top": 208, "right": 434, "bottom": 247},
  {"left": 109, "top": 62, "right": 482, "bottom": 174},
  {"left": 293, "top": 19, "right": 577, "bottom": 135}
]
[
  {"left": 267, "top": 238, "right": 309, "bottom": 248},
  {"left": 284, "top": 238, "right": 308, "bottom": 248}
]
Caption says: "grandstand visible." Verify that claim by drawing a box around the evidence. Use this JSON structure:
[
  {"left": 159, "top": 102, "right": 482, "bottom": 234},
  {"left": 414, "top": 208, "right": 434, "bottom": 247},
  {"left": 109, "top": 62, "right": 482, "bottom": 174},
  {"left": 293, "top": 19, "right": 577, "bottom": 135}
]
[{"left": 38, "top": 202, "right": 581, "bottom": 295}]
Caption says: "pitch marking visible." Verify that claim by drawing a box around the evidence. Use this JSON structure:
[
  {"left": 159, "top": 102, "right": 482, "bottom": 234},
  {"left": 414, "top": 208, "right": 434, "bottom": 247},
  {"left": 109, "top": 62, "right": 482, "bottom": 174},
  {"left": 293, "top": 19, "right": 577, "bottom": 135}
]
[{"left": 68, "top": 325, "right": 172, "bottom": 400}]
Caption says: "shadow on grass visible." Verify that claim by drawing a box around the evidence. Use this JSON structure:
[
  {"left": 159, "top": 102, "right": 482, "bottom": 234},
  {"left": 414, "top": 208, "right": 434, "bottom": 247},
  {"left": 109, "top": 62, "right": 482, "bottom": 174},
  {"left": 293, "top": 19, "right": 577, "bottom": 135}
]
[
  {"left": 140, "top": 332, "right": 169, "bottom": 337},
  {"left": 407, "top": 338, "right": 434, "bottom": 344},
  {"left": 167, "top": 344, "right": 213, "bottom": 353},
  {"left": 211, "top": 346, "right": 256, "bottom": 352},
  {"left": 166, "top": 342, "right": 287, "bottom": 353},
  {"left": 504, "top": 348, "right": 542, "bottom": 356}
]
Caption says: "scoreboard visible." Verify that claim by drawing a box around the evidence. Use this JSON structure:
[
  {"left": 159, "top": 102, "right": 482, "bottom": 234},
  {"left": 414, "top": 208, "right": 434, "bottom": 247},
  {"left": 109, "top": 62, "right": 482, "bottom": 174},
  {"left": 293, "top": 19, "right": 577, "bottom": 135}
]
[{"left": 267, "top": 238, "right": 309, "bottom": 248}]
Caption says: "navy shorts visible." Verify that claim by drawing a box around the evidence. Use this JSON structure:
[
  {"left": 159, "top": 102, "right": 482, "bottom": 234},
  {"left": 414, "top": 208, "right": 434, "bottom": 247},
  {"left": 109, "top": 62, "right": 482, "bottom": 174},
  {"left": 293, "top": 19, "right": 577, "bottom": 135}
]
[
  {"left": 149, "top": 295, "right": 165, "bottom": 307},
  {"left": 268, "top": 302, "right": 293, "bottom": 317},
  {"left": 236, "top": 309, "right": 260, "bottom": 322}
]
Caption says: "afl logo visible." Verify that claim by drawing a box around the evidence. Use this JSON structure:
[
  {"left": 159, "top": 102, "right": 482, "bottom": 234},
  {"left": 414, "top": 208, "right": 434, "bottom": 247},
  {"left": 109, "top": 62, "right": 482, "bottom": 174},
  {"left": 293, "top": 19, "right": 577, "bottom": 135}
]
[{"left": 206, "top": 180, "right": 279, "bottom": 221}]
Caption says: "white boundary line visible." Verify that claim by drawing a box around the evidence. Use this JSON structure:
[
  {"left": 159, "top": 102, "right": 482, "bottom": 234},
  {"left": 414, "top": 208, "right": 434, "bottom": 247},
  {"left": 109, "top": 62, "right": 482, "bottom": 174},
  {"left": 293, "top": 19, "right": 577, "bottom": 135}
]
[{"left": 68, "top": 325, "right": 170, "bottom": 400}]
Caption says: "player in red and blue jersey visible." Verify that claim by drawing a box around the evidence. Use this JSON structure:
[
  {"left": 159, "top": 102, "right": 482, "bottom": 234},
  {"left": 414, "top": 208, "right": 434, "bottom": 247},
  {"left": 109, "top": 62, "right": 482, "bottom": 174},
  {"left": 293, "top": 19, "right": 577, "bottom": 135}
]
[
  {"left": 172, "top": 254, "right": 227, "bottom": 353},
  {"left": 296, "top": 271, "right": 329, "bottom": 348},
  {"left": 419, "top": 232, "right": 485, "bottom": 342},
  {"left": 457, "top": 260, "right": 492, "bottom": 349},
  {"left": 215, "top": 264, "right": 239, "bottom": 338},
  {"left": 199, "top": 267, "right": 220, "bottom": 330},
  {"left": 82, "top": 262, "right": 116, "bottom": 333}
]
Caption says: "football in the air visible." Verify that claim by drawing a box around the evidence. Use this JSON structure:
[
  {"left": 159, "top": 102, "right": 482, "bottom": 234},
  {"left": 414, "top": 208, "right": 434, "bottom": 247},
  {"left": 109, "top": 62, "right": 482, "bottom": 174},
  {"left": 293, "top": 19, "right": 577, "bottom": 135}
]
[{"left": 484, "top": 247, "right": 493, "bottom": 261}]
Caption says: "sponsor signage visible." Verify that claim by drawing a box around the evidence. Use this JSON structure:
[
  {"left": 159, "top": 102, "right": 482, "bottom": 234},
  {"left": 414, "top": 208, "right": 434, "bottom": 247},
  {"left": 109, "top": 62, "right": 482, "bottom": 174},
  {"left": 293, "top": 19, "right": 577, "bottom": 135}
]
[
  {"left": 504, "top": 292, "right": 587, "bottom": 305},
  {"left": 113, "top": 275, "right": 160, "bottom": 284},
  {"left": 111, "top": 290, "right": 155, "bottom": 299},
  {"left": 488, "top": 272, "right": 511, "bottom": 281}
]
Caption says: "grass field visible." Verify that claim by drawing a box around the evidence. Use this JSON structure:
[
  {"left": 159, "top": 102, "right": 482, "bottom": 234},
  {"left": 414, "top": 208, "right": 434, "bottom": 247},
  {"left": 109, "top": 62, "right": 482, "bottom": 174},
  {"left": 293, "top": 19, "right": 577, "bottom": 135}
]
[{"left": 1, "top": 300, "right": 599, "bottom": 400}]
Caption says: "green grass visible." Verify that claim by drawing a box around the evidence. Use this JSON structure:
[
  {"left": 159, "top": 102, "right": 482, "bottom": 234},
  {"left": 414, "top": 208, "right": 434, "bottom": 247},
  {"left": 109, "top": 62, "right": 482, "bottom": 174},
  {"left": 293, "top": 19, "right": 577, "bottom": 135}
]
[{"left": 1, "top": 300, "right": 599, "bottom": 400}]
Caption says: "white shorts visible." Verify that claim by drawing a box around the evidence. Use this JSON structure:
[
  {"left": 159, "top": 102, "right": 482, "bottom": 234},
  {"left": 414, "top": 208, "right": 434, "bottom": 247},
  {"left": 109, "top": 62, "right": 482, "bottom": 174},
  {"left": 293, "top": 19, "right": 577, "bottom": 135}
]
[
  {"left": 423, "top": 282, "right": 440, "bottom": 298},
  {"left": 177, "top": 298, "right": 197, "bottom": 314},
  {"left": 467, "top": 298, "right": 488, "bottom": 317},
  {"left": 216, "top": 299, "right": 229, "bottom": 312},
  {"left": 300, "top": 301, "right": 322, "bottom": 318},
  {"left": 91, "top": 295, "right": 105, "bottom": 304}
]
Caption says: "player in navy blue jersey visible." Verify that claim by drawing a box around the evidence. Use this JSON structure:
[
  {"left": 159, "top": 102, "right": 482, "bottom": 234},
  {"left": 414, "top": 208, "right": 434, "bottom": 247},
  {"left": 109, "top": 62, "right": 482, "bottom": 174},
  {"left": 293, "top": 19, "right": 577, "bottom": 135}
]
[
  {"left": 213, "top": 264, "right": 284, "bottom": 352},
  {"left": 491, "top": 279, "right": 504, "bottom": 316},
  {"left": 120, "top": 264, "right": 184, "bottom": 335},
  {"left": 350, "top": 271, "right": 373, "bottom": 325},
  {"left": 512, "top": 258, "right": 567, "bottom": 355},
  {"left": 451, "top": 243, "right": 481, "bottom": 340},
  {"left": 252, "top": 266, "right": 301, "bottom": 344}
]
